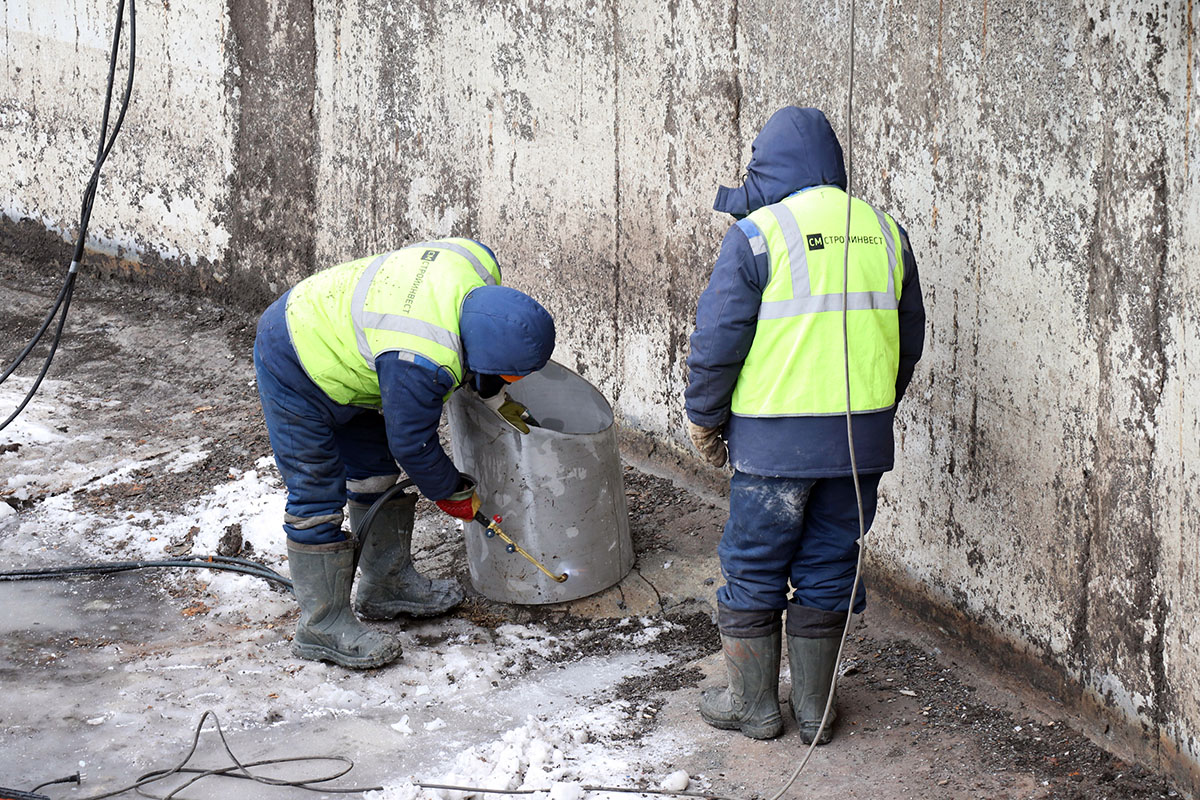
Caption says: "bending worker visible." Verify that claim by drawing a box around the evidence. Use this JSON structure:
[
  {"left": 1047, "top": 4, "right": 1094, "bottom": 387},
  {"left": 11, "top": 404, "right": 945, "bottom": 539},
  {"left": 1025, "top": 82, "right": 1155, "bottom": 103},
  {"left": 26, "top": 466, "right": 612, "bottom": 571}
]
[
  {"left": 686, "top": 107, "right": 925, "bottom": 742},
  {"left": 254, "top": 238, "right": 555, "bottom": 669}
]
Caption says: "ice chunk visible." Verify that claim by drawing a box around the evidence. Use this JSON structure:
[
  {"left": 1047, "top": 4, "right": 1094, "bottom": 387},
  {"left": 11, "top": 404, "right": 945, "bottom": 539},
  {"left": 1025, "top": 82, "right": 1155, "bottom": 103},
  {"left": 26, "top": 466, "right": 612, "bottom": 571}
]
[
  {"left": 549, "top": 782, "right": 583, "bottom": 800},
  {"left": 660, "top": 770, "right": 690, "bottom": 792}
]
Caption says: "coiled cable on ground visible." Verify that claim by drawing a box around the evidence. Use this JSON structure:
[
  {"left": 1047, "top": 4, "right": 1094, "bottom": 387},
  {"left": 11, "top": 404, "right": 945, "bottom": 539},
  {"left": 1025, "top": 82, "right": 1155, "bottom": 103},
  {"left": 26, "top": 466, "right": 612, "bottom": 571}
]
[
  {"left": 35, "top": 711, "right": 743, "bottom": 800},
  {"left": 0, "top": 0, "right": 136, "bottom": 432}
]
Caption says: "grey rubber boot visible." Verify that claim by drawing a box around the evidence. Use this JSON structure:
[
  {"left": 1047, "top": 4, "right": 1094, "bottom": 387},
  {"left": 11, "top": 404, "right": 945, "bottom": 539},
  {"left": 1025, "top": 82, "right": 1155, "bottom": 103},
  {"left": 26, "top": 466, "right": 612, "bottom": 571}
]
[
  {"left": 287, "top": 538, "right": 402, "bottom": 669},
  {"left": 788, "top": 634, "right": 841, "bottom": 744},
  {"left": 349, "top": 495, "right": 464, "bottom": 619},
  {"left": 698, "top": 631, "right": 784, "bottom": 740}
]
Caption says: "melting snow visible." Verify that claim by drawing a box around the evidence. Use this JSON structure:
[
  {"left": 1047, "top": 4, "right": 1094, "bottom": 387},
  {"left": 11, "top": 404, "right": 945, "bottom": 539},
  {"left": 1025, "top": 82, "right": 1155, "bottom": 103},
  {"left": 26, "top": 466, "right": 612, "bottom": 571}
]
[{"left": 1, "top": 380, "right": 703, "bottom": 795}]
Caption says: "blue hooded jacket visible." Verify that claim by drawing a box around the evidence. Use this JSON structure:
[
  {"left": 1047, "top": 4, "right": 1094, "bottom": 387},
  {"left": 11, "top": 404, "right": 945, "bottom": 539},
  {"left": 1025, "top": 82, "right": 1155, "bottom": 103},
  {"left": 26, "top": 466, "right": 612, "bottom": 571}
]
[
  {"left": 256, "top": 255, "right": 555, "bottom": 502},
  {"left": 372, "top": 284, "right": 555, "bottom": 498},
  {"left": 685, "top": 107, "right": 925, "bottom": 477}
]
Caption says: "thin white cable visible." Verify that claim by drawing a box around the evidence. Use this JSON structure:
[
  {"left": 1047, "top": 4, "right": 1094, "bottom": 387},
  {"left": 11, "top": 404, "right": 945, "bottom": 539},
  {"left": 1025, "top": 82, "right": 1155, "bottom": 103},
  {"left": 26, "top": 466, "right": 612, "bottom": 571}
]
[{"left": 768, "top": 0, "right": 862, "bottom": 795}]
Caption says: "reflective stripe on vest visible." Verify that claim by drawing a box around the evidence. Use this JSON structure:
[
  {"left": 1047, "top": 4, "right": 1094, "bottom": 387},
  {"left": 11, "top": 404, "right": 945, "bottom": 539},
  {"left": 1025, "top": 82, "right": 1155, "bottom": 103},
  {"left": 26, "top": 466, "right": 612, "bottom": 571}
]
[
  {"left": 758, "top": 203, "right": 898, "bottom": 318},
  {"left": 286, "top": 239, "right": 500, "bottom": 407},
  {"left": 730, "top": 187, "right": 903, "bottom": 417},
  {"left": 349, "top": 246, "right": 492, "bottom": 371}
]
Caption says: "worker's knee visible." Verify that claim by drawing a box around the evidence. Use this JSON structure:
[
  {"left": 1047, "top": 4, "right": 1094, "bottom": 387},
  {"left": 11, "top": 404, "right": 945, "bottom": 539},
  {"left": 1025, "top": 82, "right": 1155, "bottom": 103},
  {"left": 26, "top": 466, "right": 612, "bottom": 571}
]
[
  {"left": 716, "top": 472, "right": 813, "bottom": 611},
  {"left": 789, "top": 560, "right": 868, "bottom": 615}
]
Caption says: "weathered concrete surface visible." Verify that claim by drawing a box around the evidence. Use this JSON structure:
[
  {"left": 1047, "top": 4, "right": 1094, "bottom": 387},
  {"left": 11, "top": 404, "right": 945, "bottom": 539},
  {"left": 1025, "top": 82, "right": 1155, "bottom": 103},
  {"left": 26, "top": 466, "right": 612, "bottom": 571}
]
[
  {"left": 224, "top": 0, "right": 318, "bottom": 307},
  {"left": 811, "top": 4, "right": 1200, "bottom": 795},
  {"left": 3, "top": 0, "right": 1198, "bottom": 794},
  {"left": 1, "top": 0, "right": 236, "bottom": 286},
  {"left": 310, "top": 0, "right": 625, "bottom": 403}
]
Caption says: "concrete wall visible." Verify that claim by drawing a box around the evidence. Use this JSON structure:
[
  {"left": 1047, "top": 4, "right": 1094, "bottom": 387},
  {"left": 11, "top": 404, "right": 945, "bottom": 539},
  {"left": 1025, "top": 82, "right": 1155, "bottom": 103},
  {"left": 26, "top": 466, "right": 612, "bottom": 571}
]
[
  {"left": 856, "top": 4, "right": 1200, "bottom": 791},
  {"left": 3, "top": 0, "right": 1197, "bottom": 793},
  {"left": 1, "top": 0, "right": 236, "bottom": 280}
]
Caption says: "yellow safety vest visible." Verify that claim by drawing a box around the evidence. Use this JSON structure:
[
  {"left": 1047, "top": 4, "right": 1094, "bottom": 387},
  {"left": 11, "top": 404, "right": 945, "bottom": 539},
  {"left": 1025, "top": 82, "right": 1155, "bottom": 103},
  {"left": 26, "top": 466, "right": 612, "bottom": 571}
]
[
  {"left": 730, "top": 187, "right": 904, "bottom": 417},
  {"left": 285, "top": 239, "right": 501, "bottom": 407}
]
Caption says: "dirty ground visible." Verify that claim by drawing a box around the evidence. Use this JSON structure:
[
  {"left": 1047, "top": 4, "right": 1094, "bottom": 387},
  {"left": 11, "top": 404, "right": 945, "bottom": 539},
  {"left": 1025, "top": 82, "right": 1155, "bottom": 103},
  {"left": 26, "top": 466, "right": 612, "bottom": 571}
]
[{"left": 0, "top": 249, "right": 1182, "bottom": 800}]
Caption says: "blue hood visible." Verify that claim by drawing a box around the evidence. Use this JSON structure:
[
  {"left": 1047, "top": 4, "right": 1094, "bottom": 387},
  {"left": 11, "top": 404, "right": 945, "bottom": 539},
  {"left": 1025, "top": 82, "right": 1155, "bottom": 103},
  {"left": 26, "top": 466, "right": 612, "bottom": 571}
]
[
  {"left": 460, "top": 285, "right": 556, "bottom": 376},
  {"left": 713, "top": 107, "right": 847, "bottom": 218}
]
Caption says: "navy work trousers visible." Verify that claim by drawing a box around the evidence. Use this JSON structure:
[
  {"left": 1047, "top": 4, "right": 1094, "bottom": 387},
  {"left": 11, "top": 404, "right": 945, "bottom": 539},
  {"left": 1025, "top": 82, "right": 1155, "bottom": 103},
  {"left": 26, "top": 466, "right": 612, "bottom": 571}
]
[
  {"left": 716, "top": 471, "right": 882, "bottom": 628},
  {"left": 253, "top": 300, "right": 399, "bottom": 545}
]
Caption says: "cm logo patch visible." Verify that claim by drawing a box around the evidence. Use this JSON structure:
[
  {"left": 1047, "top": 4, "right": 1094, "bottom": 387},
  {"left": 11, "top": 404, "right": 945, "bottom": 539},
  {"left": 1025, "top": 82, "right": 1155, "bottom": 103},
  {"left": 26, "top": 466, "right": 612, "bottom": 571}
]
[
  {"left": 421, "top": 249, "right": 440, "bottom": 262},
  {"left": 806, "top": 233, "right": 825, "bottom": 250}
]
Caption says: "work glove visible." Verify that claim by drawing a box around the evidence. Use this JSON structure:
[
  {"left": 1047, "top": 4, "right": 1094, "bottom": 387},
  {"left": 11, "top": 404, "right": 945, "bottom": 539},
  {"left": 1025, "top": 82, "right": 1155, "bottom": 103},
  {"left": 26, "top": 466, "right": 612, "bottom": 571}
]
[
  {"left": 482, "top": 387, "right": 532, "bottom": 434},
  {"left": 434, "top": 477, "right": 482, "bottom": 521},
  {"left": 687, "top": 420, "right": 728, "bottom": 468}
]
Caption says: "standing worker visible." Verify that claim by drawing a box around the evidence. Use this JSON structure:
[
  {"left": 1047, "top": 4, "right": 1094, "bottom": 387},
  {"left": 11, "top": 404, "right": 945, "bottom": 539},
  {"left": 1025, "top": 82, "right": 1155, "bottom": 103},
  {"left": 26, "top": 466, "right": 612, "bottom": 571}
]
[
  {"left": 254, "top": 238, "right": 554, "bottom": 669},
  {"left": 686, "top": 107, "right": 925, "bottom": 742}
]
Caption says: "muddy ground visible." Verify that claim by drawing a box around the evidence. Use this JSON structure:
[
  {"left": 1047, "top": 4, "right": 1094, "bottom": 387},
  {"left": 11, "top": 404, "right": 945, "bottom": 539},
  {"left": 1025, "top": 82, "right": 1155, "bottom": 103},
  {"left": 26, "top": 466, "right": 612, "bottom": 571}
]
[{"left": 0, "top": 245, "right": 1185, "bottom": 800}]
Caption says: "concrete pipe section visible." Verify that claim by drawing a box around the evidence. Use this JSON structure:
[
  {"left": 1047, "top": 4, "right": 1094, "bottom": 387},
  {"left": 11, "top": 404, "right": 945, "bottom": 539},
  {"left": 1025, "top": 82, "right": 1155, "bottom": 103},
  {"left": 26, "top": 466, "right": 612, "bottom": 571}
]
[{"left": 447, "top": 361, "right": 633, "bottom": 604}]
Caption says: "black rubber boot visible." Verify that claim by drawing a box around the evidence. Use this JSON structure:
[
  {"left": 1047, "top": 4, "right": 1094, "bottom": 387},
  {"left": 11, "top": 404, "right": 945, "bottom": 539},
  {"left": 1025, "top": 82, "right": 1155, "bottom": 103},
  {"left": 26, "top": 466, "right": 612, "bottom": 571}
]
[
  {"left": 788, "top": 634, "right": 841, "bottom": 744},
  {"left": 349, "top": 495, "right": 464, "bottom": 619},
  {"left": 698, "top": 630, "right": 784, "bottom": 740},
  {"left": 287, "top": 538, "right": 402, "bottom": 669}
]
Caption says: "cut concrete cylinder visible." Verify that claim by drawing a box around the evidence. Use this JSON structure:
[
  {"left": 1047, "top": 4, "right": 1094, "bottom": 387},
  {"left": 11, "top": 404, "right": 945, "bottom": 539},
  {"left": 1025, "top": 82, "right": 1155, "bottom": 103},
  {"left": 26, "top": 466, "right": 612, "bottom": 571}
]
[{"left": 447, "top": 361, "right": 633, "bottom": 604}]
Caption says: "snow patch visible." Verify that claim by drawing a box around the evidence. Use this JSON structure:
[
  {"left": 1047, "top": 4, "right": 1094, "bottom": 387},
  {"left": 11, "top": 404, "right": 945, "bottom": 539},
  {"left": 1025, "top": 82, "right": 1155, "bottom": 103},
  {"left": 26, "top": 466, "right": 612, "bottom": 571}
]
[
  {"left": 2, "top": 381, "right": 703, "bottom": 793},
  {"left": 367, "top": 710, "right": 635, "bottom": 800}
]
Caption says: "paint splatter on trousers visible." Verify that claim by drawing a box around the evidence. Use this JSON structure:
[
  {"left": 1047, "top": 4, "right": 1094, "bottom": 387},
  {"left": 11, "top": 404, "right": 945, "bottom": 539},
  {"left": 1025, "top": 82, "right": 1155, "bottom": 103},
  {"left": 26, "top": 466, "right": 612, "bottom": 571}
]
[{"left": 716, "top": 470, "right": 882, "bottom": 634}]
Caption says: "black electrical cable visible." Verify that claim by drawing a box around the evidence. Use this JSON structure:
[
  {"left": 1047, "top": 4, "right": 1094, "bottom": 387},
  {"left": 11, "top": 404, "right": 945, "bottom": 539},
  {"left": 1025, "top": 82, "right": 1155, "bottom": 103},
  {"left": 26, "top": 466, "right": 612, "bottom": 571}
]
[
  {"left": 351, "top": 478, "right": 416, "bottom": 554},
  {"left": 0, "top": 476, "right": 425, "bottom": 597},
  {"left": 51, "top": 711, "right": 745, "bottom": 800},
  {"left": 0, "top": 477, "right": 414, "bottom": 593},
  {"left": 30, "top": 773, "right": 82, "bottom": 793},
  {"left": 419, "top": 784, "right": 742, "bottom": 800},
  {"left": 54, "top": 711, "right": 362, "bottom": 800},
  {"left": 0, "top": 0, "right": 135, "bottom": 432},
  {"left": 0, "top": 554, "right": 293, "bottom": 592},
  {"left": 0, "top": 278, "right": 73, "bottom": 385}
]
